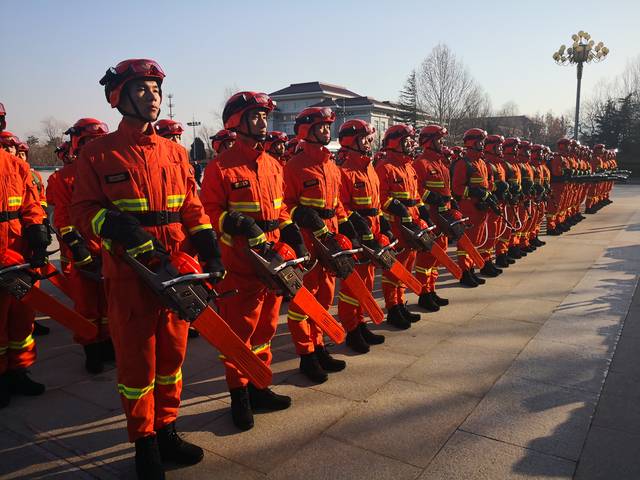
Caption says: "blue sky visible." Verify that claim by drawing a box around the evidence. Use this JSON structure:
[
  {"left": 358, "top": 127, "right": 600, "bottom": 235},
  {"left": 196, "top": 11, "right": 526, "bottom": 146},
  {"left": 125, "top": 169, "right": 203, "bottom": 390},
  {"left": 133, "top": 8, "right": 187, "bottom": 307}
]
[{"left": 2, "top": 0, "right": 637, "bottom": 143}]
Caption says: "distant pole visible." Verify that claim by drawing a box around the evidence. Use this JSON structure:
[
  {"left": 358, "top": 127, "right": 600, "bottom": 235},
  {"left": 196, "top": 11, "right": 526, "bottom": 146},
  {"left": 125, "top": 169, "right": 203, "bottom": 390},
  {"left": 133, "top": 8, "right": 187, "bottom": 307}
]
[
  {"left": 186, "top": 115, "right": 201, "bottom": 162},
  {"left": 167, "top": 94, "right": 175, "bottom": 120}
]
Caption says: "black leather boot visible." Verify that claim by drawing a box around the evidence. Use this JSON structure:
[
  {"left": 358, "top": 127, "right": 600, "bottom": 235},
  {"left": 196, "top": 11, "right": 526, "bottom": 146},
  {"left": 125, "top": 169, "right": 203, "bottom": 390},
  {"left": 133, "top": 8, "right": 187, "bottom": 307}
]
[
  {"left": 399, "top": 304, "right": 421, "bottom": 323},
  {"left": 135, "top": 435, "right": 165, "bottom": 480},
  {"left": 460, "top": 269, "right": 478, "bottom": 288},
  {"left": 299, "top": 352, "right": 328, "bottom": 383},
  {"left": 431, "top": 291, "right": 449, "bottom": 306},
  {"left": 157, "top": 421, "right": 204, "bottom": 465},
  {"left": 32, "top": 321, "right": 50, "bottom": 336},
  {"left": 229, "top": 387, "right": 254, "bottom": 431},
  {"left": 248, "top": 383, "right": 291, "bottom": 411},
  {"left": 470, "top": 268, "right": 486, "bottom": 285},
  {"left": 346, "top": 326, "right": 370, "bottom": 353},
  {"left": 84, "top": 343, "right": 104, "bottom": 374},
  {"left": 418, "top": 293, "right": 440, "bottom": 312},
  {"left": 100, "top": 338, "right": 116, "bottom": 362},
  {"left": 495, "top": 254, "right": 510, "bottom": 268},
  {"left": 386, "top": 304, "right": 411, "bottom": 329},
  {"left": 480, "top": 261, "right": 500, "bottom": 277},
  {"left": 0, "top": 372, "right": 10, "bottom": 409},
  {"left": 359, "top": 323, "right": 385, "bottom": 344},
  {"left": 507, "top": 246, "right": 522, "bottom": 259},
  {"left": 315, "top": 346, "right": 346, "bottom": 372},
  {"left": 8, "top": 369, "right": 45, "bottom": 396}
]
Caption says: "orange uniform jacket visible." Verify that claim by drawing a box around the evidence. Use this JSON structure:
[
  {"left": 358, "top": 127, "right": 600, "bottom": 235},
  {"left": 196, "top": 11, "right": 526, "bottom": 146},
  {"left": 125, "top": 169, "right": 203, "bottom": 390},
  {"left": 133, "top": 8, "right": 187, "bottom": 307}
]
[
  {"left": 0, "top": 150, "right": 45, "bottom": 253},
  {"left": 375, "top": 150, "right": 421, "bottom": 228},
  {"left": 200, "top": 141, "right": 291, "bottom": 275},
  {"left": 414, "top": 150, "right": 452, "bottom": 214},
  {"left": 549, "top": 153, "right": 568, "bottom": 180},
  {"left": 451, "top": 155, "right": 489, "bottom": 200},
  {"left": 283, "top": 143, "right": 348, "bottom": 251},
  {"left": 337, "top": 149, "right": 381, "bottom": 236},
  {"left": 70, "top": 120, "right": 212, "bottom": 280}
]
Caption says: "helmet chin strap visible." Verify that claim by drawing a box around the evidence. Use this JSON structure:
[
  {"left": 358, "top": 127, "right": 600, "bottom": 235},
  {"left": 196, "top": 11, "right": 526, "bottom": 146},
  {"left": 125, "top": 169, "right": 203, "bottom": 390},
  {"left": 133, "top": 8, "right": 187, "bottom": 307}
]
[
  {"left": 241, "top": 115, "right": 266, "bottom": 142},
  {"left": 119, "top": 89, "right": 160, "bottom": 123}
]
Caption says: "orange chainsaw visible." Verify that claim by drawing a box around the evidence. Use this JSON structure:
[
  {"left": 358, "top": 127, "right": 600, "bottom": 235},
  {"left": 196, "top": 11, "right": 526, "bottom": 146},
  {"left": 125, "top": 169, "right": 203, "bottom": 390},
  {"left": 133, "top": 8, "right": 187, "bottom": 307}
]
[{"left": 360, "top": 235, "right": 422, "bottom": 295}]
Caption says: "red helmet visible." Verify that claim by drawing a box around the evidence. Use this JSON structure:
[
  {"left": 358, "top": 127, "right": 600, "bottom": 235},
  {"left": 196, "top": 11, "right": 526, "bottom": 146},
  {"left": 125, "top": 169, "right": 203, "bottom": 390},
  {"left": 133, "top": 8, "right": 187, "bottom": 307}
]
[
  {"left": 593, "top": 143, "right": 605, "bottom": 152},
  {"left": 55, "top": 141, "right": 71, "bottom": 162},
  {"left": 338, "top": 119, "right": 375, "bottom": 149},
  {"left": 17, "top": 142, "right": 29, "bottom": 153},
  {"left": 285, "top": 137, "right": 302, "bottom": 156},
  {"left": 0, "top": 131, "right": 20, "bottom": 148},
  {"left": 154, "top": 119, "right": 184, "bottom": 138},
  {"left": 450, "top": 146, "right": 464, "bottom": 158},
  {"left": 99, "top": 59, "right": 165, "bottom": 108},
  {"left": 418, "top": 124, "right": 448, "bottom": 147},
  {"left": 462, "top": 128, "right": 487, "bottom": 148},
  {"left": 65, "top": 118, "right": 109, "bottom": 154},
  {"left": 294, "top": 107, "right": 336, "bottom": 139},
  {"left": 264, "top": 131, "right": 289, "bottom": 152},
  {"left": 484, "top": 134, "right": 505, "bottom": 155},
  {"left": 557, "top": 138, "right": 571, "bottom": 152},
  {"left": 210, "top": 129, "right": 237, "bottom": 153},
  {"left": 222, "top": 91, "right": 275, "bottom": 130},
  {"left": 519, "top": 140, "right": 532, "bottom": 156},
  {"left": 503, "top": 137, "right": 521, "bottom": 155},
  {"left": 382, "top": 124, "right": 415, "bottom": 150},
  {"left": 0, "top": 103, "right": 5, "bottom": 116}
]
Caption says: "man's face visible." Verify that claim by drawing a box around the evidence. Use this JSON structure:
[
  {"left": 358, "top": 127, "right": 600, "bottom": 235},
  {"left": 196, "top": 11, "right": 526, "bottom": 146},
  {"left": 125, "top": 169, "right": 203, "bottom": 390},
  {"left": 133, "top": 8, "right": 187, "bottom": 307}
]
[
  {"left": 272, "top": 141, "right": 286, "bottom": 156},
  {"left": 357, "top": 135, "right": 373, "bottom": 154},
  {"left": 433, "top": 137, "right": 444, "bottom": 153},
  {"left": 0, "top": 116, "right": 6, "bottom": 133},
  {"left": 3, "top": 145, "right": 16, "bottom": 155},
  {"left": 496, "top": 143, "right": 504, "bottom": 157},
  {"left": 17, "top": 151, "right": 27, "bottom": 161},
  {"left": 311, "top": 123, "right": 332, "bottom": 145},
  {"left": 122, "top": 79, "right": 161, "bottom": 121},
  {"left": 168, "top": 134, "right": 181, "bottom": 144},
  {"left": 245, "top": 109, "right": 268, "bottom": 139},
  {"left": 400, "top": 136, "right": 414, "bottom": 155},
  {"left": 221, "top": 139, "right": 235, "bottom": 151}
]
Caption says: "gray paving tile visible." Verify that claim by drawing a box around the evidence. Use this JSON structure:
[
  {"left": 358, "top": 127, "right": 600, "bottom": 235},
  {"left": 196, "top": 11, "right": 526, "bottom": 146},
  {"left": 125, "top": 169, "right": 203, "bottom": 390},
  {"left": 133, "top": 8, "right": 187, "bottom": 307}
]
[
  {"left": 398, "top": 340, "right": 517, "bottom": 398},
  {"left": 575, "top": 425, "right": 640, "bottom": 480},
  {"left": 504, "top": 338, "right": 610, "bottom": 393},
  {"left": 267, "top": 434, "right": 421, "bottom": 480},
  {"left": 479, "top": 297, "right": 559, "bottom": 325},
  {"left": 326, "top": 378, "right": 479, "bottom": 467},
  {"left": 446, "top": 314, "right": 540, "bottom": 354},
  {"left": 379, "top": 319, "right": 456, "bottom": 357},
  {"left": 461, "top": 375, "right": 598, "bottom": 461},
  {"left": 419, "top": 430, "right": 575, "bottom": 480},
  {"left": 592, "top": 391, "right": 640, "bottom": 435},
  {"left": 184, "top": 384, "right": 353, "bottom": 474}
]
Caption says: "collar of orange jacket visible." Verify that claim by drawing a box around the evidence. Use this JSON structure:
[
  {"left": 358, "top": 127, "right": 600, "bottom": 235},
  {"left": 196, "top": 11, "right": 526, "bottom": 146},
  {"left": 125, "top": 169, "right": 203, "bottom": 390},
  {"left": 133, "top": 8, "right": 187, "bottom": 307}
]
[{"left": 117, "top": 118, "right": 157, "bottom": 146}]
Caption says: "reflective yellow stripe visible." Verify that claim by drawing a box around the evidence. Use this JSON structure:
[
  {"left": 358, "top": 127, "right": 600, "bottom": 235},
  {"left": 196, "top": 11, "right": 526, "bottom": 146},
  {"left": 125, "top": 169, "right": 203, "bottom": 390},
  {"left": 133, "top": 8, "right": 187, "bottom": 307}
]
[
  {"left": 113, "top": 198, "right": 149, "bottom": 212},
  {"left": 381, "top": 277, "right": 400, "bottom": 287},
  {"left": 353, "top": 196, "right": 372, "bottom": 205},
  {"left": 421, "top": 189, "right": 431, "bottom": 201},
  {"left": 425, "top": 181, "right": 445, "bottom": 187},
  {"left": 383, "top": 197, "right": 394, "bottom": 209},
  {"left": 287, "top": 309, "right": 308, "bottom": 322},
  {"left": 456, "top": 250, "right": 469, "bottom": 257},
  {"left": 0, "top": 346, "right": 7, "bottom": 355},
  {"left": 248, "top": 233, "right": 267, "bottom": 247},
  {"left": 100, "top": 317, "right": 109, "bottom": 325},
  {"left": 438, "top": 206, "right": 448, "bottom": 212},
  {"left": 390, "top": 191, "right": 410, "bottom": 199},
  {"left": 279, "top": 219, "right": 293, "bottom": 229},
  {"left": 337, "top": 217, "right": 348, "bottom": 224},
  {"left": 91, "top": 208, "right": 108, "bottom": 236},
  {"left": 8, "top": 334, "right": 35, "bottom": 350},
  {"left": 60, "top": 225, "right": 76, "bottom": 235},
  {"left": 313, "top": 225, "right": 329, "bottom": 238},
  {"left": 118, "top": 381, "right": 154, "bottom": 400},
  {"left": 300, "top": 196, "right": 326, "bottom": 208},
  {"left": 229, "top": 201, "right": 261, "bottom": 212},
  {"left": 40, "top": 201, "right": 48, "bottom": 207},
  {"left": 401, "top": 216, "right": 412, "bottom": 223},
  {"left": 167, "top": 194, "right": 186, "bottom": 208},
  {"left": 362, "top": 233, "right": 374, "bottom": 241},
  {"left": 221, "top": 233, "right": 233, "bottom": 247},
  {"left": 252, "top": 342, "right": 271, "bottom": 355},
  {"left": 218, "top": 211, "right": 228, "bottom": 233},
  {"left": 75, "top": 255, "right": 93, "bottom": 266},
  {"left": 188, "top": 223, "right": 212, "bottom": 235},
  {"left": 415, "top": 265, "right": 430, "bottom": 275},
  {"left": 469, "top": 178, "right": 485, "bottom": 184},
  {"left": 338, "top": 291, "right": 360, "bottom": 307},
  {"left": 156, "top": 369, "right": 182, "bottom": 386},
  {"left": 8, "top": 196, "right": 22, "bottom": 207},
  {"left": 126, "top": 240, "right": 154, "bottom": 257},
  {"left": 463, "top": 187, "right": 469, "bottom": 199},
  {"left": 274, "top": 198, "right": 283, "bottom": 209},
  {"left": 333, "top": 197, "right": 339, "bottom": 207}
]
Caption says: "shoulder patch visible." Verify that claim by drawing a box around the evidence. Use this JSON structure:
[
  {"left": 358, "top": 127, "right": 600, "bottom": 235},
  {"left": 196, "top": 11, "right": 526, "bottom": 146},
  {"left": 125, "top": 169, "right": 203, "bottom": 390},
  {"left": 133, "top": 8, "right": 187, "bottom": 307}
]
[
  {"left": 303, "top": 178, "right": 319, "bottom": 188},
  {"left": 104, "top": 172, "right": 130, "bottom": 184},
  {"left": 231, "top": 179, "right": 251, "bottom": 190}
]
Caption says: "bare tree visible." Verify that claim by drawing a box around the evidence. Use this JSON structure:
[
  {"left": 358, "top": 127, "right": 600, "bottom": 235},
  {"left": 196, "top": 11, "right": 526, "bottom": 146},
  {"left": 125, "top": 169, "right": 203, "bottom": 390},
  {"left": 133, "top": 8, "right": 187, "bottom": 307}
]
[
  {"left": 416, "top": 43, "right": 487, "bottom": 135},
  {"left": 40, "top": 116, "right": 68, "bottom": 146},
  {"left": 211, "top": 85, "right": 239, "bottom": 130},
  {"left": 497, "top": 101, "right": 520, "bottom": 117}
]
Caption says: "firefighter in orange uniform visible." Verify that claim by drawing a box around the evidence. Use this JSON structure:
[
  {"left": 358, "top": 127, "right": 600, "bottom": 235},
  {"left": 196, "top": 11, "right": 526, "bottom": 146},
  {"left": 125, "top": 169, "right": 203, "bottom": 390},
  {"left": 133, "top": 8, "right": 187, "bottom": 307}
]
[
  {"left": 70, "top": 59, "right": 224, "bottom": 479},
  {"left": 264, "top": 131, "right": 289, "bottom": 166},
  {"left": 0, "top": 102, "right": 50, "bottom": 408},
  {"left": 46, "top": 142, "right": 74, "bottom": 275},
  {"left": 451, "top": 128, "right": 493, "bottom": 287},
  {"left": 284, "top": 107, "right": 359, "bottom": 383},
  {"left": 210, "top": 129, "right": 237, "bottom": 159},
  {"left": 47, "top": 118, "right": 112, "bottom": 373},
  {"left": 528, "top": 144, "right": 549, "bottom": 248},
  {"left": 413, "top": 125, "right": 455, "bottom": 310},
  {"left": 154, "top": 119, "right": 184, "bottom": 143},
  {"left": 336, "top": 120, "right": 387, "bottom": 353},
  {"left": 375, "top": 124, "right": 423, "bottom": 327},
  {"left": 201, "top": 92, "right": 302, "bottom": 430},
  {"left": 547, "top": 139, "right": 572, "bottom": 235},
  {"left": 482, "top": 134, "right": 509, "bottom": 273}
]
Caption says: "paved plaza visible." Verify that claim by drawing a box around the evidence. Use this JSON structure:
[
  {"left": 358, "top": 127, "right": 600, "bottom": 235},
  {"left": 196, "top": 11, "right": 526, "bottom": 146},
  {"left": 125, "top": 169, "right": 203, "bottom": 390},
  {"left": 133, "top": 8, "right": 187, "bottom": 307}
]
[{"left": 1, "top": 185, "right": 639, "bottom": 480}]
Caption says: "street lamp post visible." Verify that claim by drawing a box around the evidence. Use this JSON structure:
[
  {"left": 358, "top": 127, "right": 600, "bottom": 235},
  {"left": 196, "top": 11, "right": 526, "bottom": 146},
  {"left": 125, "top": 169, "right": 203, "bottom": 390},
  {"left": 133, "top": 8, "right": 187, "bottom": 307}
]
[
  {"left": 186, "top": 116, "right": 201, "bottom": 162},
  {"left": 553, "top": 31, "right": 609, "bottom": 140}
]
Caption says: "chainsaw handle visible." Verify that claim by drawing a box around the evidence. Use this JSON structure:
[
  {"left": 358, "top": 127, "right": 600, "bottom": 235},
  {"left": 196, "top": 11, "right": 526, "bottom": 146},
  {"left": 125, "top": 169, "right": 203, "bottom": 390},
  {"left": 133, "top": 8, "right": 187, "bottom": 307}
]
[
  {"left": 450, "top": 217, "right": 469, "bottom": 227},
  {"left": 273, "top": 255, "right": 310, "bottom": 273},
  {"left": 161, "top": 273, "right": 213, "bottom": 289},
  {"left": 0, "top": 263, "right": 31, "bottom": 276},
  {"left": 331, "top": 248, "right": 362, "bottom": 259}
]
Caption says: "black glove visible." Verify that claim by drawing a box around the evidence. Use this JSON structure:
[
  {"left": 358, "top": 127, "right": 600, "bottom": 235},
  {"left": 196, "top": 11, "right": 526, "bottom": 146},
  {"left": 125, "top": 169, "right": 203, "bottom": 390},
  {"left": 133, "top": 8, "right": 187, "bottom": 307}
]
[
  {"left": 439, "top": 211, "right": 464, "bottom": 240},
  {"left": 324, "top": 234, "right": 355, "bottom": 278},
  {"left": 25, "top": 224, "right": 50, "bottom": 268},
  {"left": 385, "top": 198, "right": 410, "bottom": 220},
  {"left": 423, "top": 190, "right": 443, "bottom": 206},
  {"left": 508, "top": 182, "right": 522, "bottom": 197},
  {"left": 485, "top": 193, "right": 501, "bottom": 215},
  {"left": 190, "top": 228, "right": 225, "bottom": 282},
  {"left": 418, "top": 205, "right": 434, "bottom": 226},
  {"left": 222, "top": 211, "right": 265, "bottom": 242},
  {"left": 521, "top": 178, "right": 534, "bottom": 195},
  {"left": 338, "top": 219, "right": 360, "bottom": 249},
  {"left": 347, "top": 211, "right": 373, "bottom": 244},
  {"left": 379, "top": 215, "right": 395, "bottom": 242},
  {"left": 468, "top": 187, "right": 489, "bottom": 201},
  {"left": 494, "top": 181, "right": 509, "bottom": 201},
  {"left": 292, "top": 206, "right": 327, "bottom": 235},
  {"left": 62, "top": 230, "right": 100, "bottom": 273},
  {"left": 100, "top": 211, "right": 156, "bottom": 258},
  {"left": 362, "top": 237, "right": 382, "bottom": 251},
  {"left": 280, "top": 222, "right": 310, "bottom": 260},
  {"left": 450, "top": 197, "right": 460, "bottom": 210}
]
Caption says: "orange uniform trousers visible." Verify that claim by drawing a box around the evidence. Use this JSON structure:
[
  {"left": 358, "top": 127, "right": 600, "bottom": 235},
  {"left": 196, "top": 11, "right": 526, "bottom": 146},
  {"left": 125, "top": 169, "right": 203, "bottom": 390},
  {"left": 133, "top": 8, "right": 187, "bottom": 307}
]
[
  {"left": 69, "top": 267, "right": 109, "bottom": 345},
  {"left": 415, "top": 234, "right": 447, "bottom": 294},
  {"left": 456, "top": 199, "right": 488, "bottom": 270},
  {"left": 382, "top": 248, "right": 416, "bottom": 308},
  {"left": 0, "top": 293, "right": 36, "bottom": 375},
  {"left": 338, "top": 262, "right": 375, "bottom": 333}
]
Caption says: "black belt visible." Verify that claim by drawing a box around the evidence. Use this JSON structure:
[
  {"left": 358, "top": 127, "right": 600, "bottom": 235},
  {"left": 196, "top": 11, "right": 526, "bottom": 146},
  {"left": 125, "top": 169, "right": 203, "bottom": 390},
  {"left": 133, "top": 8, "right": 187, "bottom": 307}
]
[
  {"left": 255, "top": 219, "right": 279, "bottom": 232},
  {"left": 131, "top": 211, "right": 181, "bottom": 226},
  {"left": 312, "top": 208, "right": 336, "bottom": 219},
  {"left": 398, "top": 199, "right": 419, "bottom": 207},
  {"left": 0, "top": 211, "right": 20, "bottom": 223},
  {"left": 354, "top": 208, "right": 379, "bottom": 217}
]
